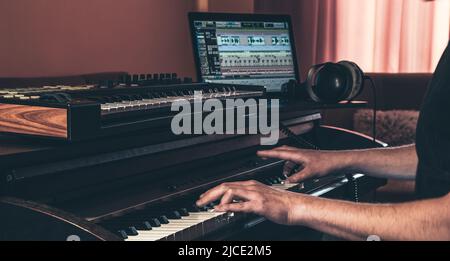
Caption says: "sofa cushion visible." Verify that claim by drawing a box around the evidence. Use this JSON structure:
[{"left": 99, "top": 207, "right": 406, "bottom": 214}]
[{"left": 354, "top": 109, "right": 420, "bottom": 146}]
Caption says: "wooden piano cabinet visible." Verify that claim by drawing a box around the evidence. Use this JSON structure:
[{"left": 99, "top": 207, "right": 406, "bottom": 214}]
[
  {"left": 0, "top": 104, "right": 68, "bottom": 139},
  {"left": 0, "top": 197, "right": 119, "bottom": 241}
]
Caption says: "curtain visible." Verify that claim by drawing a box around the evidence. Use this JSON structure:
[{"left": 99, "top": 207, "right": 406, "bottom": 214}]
[{"left": 255, "top": 0, "right": 450, "bottom": 74}]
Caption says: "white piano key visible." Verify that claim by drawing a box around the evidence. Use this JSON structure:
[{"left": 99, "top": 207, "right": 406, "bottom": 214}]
[{"left": 125, "top": 211, "right": 227, "bottom": 241}]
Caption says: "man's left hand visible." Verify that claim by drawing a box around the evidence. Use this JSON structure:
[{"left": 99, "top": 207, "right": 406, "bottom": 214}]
[{"left": 196, "top": 180, "right": 303, "bottom": 226}]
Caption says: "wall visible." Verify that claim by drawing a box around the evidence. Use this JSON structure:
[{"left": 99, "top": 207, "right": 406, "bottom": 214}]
[
  {"left": 208, "top": 0, "right": 254, "bottom": 13},
  {"left": 0, "top": 0, "right": 259, "bottom": 79},
  {"left": 0, "top": 0, "right": 198, "bottom": 78}
]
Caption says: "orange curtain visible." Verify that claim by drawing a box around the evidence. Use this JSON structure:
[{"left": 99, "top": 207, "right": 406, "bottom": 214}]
[
  {"left": 256, "top": 0, "right": 450, "bottom": 74},
  {"left": 334, "top": 0, "right": 449, "bottom": 73}
]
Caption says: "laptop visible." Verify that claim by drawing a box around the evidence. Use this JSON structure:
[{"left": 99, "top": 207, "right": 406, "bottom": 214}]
[{"left": 189, "top": 12, "right": 300, "bottom": 95}]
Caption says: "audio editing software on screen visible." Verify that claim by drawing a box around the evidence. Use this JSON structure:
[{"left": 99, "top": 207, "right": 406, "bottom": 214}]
[{"left": 193, "top": 20, "right": 297, "bottom": 92}]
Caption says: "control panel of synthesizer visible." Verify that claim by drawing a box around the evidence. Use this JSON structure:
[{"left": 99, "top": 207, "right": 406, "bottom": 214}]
[{"left": 0, "top": 73, "right": 265, "bottom": 141}]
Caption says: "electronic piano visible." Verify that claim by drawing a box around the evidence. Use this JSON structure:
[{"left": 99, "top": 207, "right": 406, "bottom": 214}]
[
  {"left": 0, "top": 73, "right": 264, "bottom": 141},
  {"left": 0, "top": 74, "right": 386, "bottom": 241},
  {"left": 0, "top": 114, "right": 386, "bottom": 241}
]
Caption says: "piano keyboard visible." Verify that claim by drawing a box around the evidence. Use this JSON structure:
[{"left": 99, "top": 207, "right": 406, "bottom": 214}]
[
  {"left": 99, "top": 87, "right": 263, "bottom": 115},
  {"left": 103, "top": 176, "right": 299, "bottom": 242},
  {"left": 0, "top": 80, "right": 264, "bottom": 141}
]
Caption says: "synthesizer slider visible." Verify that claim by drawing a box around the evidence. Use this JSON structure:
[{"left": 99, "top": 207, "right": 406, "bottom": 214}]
[{"left": 0, "top": 75, "right": 264, "bottom": 141}]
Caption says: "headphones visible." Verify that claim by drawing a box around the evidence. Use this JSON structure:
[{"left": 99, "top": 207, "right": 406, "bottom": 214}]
[{"left": 305, "top": 61, "right": 365, "bottom": 103}]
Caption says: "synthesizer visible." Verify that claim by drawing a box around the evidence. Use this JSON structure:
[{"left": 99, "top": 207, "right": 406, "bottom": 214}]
[{"left": 0, "top": 74, "right": 264, "bottom": 141}]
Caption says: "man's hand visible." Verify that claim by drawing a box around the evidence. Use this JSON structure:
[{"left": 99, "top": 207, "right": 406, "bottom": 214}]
[
  {"left": 196, "top": 180, "right": 302, "bottom": 226},
  {"left": 257, "top": 146, "right": 348, "bottom": 183}
]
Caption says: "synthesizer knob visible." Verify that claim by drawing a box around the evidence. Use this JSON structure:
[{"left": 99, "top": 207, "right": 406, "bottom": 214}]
[
  {"left": 159, "top": 73, "right": 165, "bottom": 81},
  {"left": 98, "top": 80, "right": 106, "bottom": 87},
  {"left": 183, "top": 77, "right": 193, "bottom": 83},
  {"left": 118, "top": 75, "right": 126, "bottom": 84},
  {"left": 171, "top": 73, "right": 178, "bottom": 79},
  {"left": 146, "top": 74, "right": 152, "bottom": 80},
  {"left": 107, "top": 80, "right": 114, "bottom": 88},
  {"left": 132, "top": 75, "right": 139, "bottom": 83},
  {"left": 153, "top": 73, "right": 159, "bottom": 81},
  {"left": 140, "top": 74, "right": 146, "bottom": 81},
  {"left": 125, "top": 75, "right": 132, "bottom": 85}
]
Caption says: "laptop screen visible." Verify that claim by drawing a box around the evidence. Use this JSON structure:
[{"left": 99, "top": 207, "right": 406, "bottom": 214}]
[{"left": 189, "top": 13, "right": 300, "bottom": 93}]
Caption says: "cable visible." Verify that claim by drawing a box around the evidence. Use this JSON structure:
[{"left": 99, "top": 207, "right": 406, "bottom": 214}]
[
  {"left": 280, "top": 123, "right": 319, "bottom": 150},
  {"left": 365, "top": 76, "right": 378, "bottom": 144}
]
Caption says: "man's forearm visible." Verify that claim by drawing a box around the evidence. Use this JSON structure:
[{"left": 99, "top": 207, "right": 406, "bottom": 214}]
[
  {"left": 337, "top": 145, "right": 418, "bottom": 180},
  {"left": 290, "top": 193, "right": 450, "bottom": 241}
]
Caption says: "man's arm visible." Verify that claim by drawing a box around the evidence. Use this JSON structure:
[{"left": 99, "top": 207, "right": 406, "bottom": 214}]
[
  {"left": 258, "top": 144, "right": 418, "bottom": 183},
  {"left": 293, "top": 192, "right": 450, "bottom": 241},
  {"left": 197, "top": 181, "right": 450, "bottom": 241},
  {"left": 338, "top": 144, "right": 418, "bottom": 180}
]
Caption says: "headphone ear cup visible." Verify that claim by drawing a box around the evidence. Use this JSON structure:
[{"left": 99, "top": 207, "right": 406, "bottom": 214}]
[
  {"left": 338, "top": 61, "right": 364, "bottom": 101},
  {"left": 306, "top": 64, "right": 326, "bottom": 102}
]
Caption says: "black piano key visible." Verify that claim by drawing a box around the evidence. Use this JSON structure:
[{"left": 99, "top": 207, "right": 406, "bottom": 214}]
[
  {"left": 117, "top": 230, "right": 128, "bottom": 240},
  {"left": 189, "top": 204, "right": 202, "bottom": 213},
  {"left": 167, "top": 211, "right": 182, "bottom": 220},
  {"left": 158, "top": 215, "right": 170, "bottom": 224},
  {"left": 124, "top": 226, "right": 139, "bottom": 236},
  {"left": 179, "top": 208, "right": 189, "bottom": 217},
  {"left": 149, "top": 218, "right": 161, "bottom": 228},
  {"left": 134, "top": 221, "right": 153, "bottom": 231},
  {"left": 205, "top": 203, "right": 216, "bottom": 210},
  {"left": 271, "top": 177, "right": 281, "bottom": 184},
  {"left": 263, "top": 178, "right": 273, "bottom": 185},
  {"left": 117, "top": 95, "right": 129, "bottom": 101},
  {"left": 105, "top": 96, "right": 116, "bottom": 103},
  {"left": 132, "top": 94, "right": 142, "bottom": 100}
]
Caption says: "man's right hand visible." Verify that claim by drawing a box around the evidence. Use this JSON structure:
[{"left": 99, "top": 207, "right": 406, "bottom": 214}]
[{"left": 257, "top": 146, "right": 350, "bottom": 183}]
